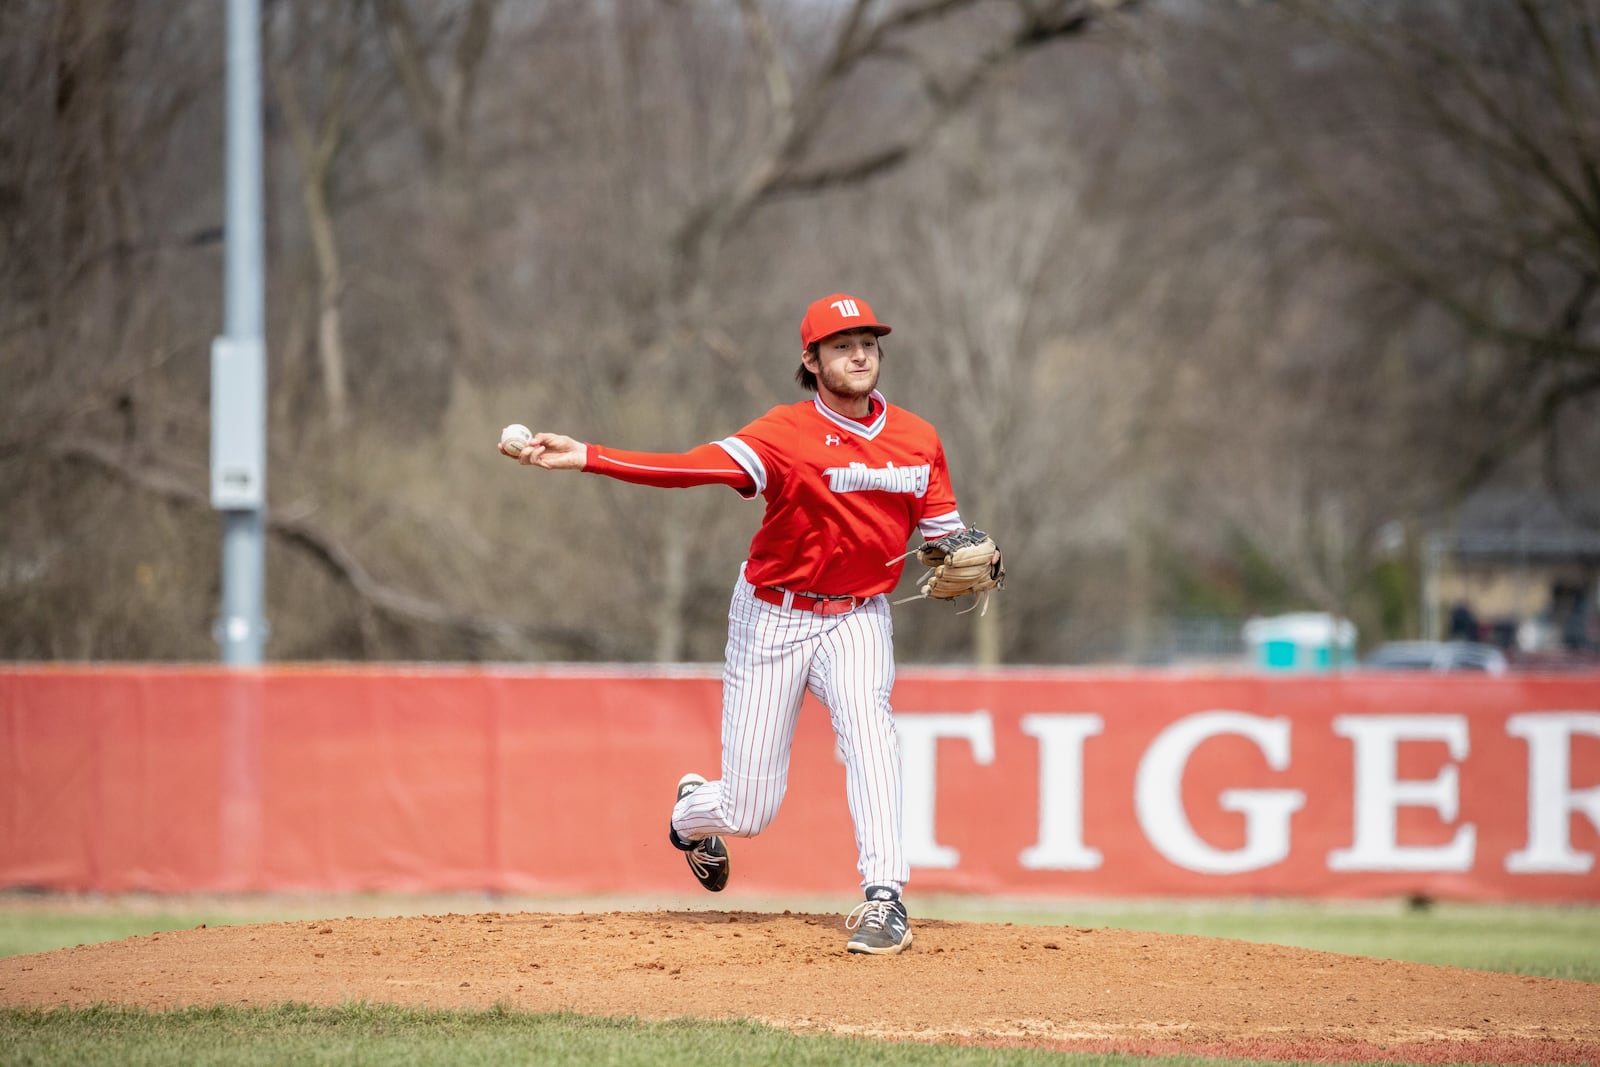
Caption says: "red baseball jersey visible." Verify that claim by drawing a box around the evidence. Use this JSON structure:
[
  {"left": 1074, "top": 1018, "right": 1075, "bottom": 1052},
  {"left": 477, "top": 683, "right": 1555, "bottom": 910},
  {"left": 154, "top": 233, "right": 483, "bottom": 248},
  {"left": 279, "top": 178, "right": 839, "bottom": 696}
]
[
  {"left": 716, "top": 390, "right": 963, "bottom": 597},
  {"left": 582, "top": 390, "right": 967, "bottom": 597}
]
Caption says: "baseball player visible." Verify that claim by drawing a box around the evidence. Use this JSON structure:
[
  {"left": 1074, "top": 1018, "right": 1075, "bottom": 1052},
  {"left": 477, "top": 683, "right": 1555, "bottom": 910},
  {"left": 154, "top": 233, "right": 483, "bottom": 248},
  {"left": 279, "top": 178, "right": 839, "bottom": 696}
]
[{"left": 499, "top": 293, "right": 1003, "bottom": 954}]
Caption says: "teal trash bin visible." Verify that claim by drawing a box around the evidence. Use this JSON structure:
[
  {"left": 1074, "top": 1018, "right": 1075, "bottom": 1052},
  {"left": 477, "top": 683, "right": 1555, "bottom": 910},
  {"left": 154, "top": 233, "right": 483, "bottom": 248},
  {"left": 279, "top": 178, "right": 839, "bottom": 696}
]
[{"left": 1241, "top": 612, "right": 1357, "bottom": 672}]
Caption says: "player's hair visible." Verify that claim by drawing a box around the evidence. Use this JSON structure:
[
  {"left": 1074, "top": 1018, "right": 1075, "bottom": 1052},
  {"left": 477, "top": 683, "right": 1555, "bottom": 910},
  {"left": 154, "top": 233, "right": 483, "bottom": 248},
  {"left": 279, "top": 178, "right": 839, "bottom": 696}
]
[
  {"left": 796, "top": 339, "right": 885, "bottom": 392},
  {"left": 796, "top": 344, "right": 820, "bottom": 392}
]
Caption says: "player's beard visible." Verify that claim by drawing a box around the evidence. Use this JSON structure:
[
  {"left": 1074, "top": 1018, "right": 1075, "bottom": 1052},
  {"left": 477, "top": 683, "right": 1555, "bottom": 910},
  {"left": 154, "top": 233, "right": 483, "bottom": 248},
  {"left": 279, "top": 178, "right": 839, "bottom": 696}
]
[{"left": 817, "top": 360, "right": 879, "bottom": 401}]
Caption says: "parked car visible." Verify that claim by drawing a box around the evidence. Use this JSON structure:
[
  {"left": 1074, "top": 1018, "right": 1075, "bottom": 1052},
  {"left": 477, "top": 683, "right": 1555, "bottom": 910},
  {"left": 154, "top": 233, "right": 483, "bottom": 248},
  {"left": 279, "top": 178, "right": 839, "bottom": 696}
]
[
  {"left": 1360, "top": 641, "right": 1508, "bottom": 675},
  {"left": 1504, "top": 647, "right": 1600, "bottom": 672}
]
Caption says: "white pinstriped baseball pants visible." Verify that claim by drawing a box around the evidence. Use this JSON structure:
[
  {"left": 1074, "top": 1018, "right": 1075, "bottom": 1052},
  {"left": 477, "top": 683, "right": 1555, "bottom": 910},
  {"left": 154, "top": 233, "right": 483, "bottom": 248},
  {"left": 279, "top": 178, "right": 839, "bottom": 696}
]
[{"left": 670, "top": 565, "right": 908, "bottom": 893}]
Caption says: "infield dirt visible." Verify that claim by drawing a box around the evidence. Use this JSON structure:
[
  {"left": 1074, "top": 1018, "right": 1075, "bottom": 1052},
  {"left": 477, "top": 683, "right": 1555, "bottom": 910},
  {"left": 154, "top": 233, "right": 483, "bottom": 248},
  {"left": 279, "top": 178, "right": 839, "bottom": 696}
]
[{"left": 2, "top": 908, "right": 1597, "bottom": 1064}]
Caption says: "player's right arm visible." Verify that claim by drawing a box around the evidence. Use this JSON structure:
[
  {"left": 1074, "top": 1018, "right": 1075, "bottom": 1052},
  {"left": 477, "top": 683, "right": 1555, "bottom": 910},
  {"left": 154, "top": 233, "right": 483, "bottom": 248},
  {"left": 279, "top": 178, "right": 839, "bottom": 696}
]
[
  {"left": 586, "top": 442, "right": 754, "bottom": 491},
  {"left": 504, "top": 431, "right": 754, "bottom": 492}
]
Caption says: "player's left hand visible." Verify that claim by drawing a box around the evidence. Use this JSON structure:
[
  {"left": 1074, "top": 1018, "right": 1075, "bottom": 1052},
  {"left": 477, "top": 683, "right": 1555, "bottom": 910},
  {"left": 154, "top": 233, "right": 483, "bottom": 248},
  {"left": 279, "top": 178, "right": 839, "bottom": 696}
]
[{"left": 895, "top": 528, "right": 1005, "bottom": 614}]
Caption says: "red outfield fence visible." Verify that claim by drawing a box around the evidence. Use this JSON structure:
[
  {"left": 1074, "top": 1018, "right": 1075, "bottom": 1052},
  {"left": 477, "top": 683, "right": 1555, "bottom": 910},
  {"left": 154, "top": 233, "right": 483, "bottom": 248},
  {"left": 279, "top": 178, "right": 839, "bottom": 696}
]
[{"left": 1, "top": 665, "right": 1597, "bottom": 901}]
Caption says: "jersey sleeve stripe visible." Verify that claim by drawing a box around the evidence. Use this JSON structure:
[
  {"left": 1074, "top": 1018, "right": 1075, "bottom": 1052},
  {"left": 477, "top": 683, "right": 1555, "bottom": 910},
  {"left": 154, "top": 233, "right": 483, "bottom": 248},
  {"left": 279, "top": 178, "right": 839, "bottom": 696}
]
[
  {"left": 715, "top": 437, "right": 767, "bottom": 497},
  {"left": 918, "top": 509, "right": 965, "bottom": 539},
  {"left": 604, "top": 455, "right": 744, "bottom": 477}
]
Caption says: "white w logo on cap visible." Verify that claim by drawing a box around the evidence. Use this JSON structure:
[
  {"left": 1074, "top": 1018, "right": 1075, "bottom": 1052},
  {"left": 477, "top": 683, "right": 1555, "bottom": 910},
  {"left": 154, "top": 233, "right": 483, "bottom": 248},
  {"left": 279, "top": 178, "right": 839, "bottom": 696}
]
[{"left": 830, "top": 298, "right": 860, "bottom": 317}]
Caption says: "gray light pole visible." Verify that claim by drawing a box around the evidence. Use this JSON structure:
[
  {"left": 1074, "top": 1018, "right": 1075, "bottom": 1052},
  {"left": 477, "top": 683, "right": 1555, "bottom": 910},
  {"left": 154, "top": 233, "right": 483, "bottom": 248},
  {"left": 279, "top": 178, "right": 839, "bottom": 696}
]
[
  {"left": 212, "top": 0, "right": 268, "bottom": 664},
  {"left": 213, "top": 0, "right": 267, "bottom": 890}
]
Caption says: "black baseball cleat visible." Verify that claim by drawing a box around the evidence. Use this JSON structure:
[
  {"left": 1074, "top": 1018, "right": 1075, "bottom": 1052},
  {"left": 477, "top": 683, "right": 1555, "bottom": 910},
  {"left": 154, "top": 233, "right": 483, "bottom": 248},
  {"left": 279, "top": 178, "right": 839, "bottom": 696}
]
[
  {"left": 845, "top": 885, "right": 913, "bottom": 954},
  {"left": 668, "top": 772, "right": 729, "bottom": 893}
]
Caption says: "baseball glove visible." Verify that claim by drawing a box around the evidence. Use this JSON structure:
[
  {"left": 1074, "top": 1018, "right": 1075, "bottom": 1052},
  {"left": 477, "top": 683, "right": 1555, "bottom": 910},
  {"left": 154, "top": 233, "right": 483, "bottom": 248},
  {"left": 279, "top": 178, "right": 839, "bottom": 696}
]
[{"left": 895, "top": 528, "right": 1005, "bottom": 613}]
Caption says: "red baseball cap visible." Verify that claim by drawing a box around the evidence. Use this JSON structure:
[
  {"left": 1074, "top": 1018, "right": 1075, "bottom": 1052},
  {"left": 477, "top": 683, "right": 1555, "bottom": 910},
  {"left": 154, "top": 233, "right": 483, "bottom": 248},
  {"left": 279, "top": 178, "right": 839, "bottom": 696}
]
[{"left": 799, "top": 293, "right": 892, "bottom": 347}]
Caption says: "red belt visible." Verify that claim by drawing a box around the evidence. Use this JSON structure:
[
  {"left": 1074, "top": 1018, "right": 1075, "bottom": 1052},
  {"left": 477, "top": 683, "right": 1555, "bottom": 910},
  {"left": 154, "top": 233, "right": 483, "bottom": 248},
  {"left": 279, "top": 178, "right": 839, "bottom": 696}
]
[{"left": 753, "top": 586, "right": 863, "bottom": 615}]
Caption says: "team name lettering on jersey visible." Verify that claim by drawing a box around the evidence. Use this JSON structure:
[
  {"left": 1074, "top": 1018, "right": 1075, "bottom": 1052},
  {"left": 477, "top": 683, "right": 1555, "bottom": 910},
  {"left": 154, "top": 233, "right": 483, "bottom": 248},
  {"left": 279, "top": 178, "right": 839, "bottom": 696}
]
[{"left": 824, "top": 461, "right": 931, "bottom": 498}]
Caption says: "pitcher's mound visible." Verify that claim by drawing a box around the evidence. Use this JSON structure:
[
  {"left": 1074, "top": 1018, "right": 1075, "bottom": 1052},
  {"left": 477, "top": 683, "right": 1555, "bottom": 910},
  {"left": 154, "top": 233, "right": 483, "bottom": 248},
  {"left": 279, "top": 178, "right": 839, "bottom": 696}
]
[{"left": 2, "top": 909, "right": 1596, "bottom": 1064}]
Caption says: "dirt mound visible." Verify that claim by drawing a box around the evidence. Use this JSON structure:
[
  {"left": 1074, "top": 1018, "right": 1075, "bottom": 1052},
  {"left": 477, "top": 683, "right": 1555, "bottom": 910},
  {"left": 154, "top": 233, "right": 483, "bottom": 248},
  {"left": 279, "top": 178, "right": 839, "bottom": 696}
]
[{"left": 2, "top": 909, "right": 1596, "bottom": 1064}]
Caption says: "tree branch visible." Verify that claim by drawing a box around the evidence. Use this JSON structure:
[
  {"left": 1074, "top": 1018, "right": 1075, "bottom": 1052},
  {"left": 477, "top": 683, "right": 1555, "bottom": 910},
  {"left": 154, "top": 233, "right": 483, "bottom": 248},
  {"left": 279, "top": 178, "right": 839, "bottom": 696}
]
[
  {"left": 671, "top": 0, "right": 1128, "bottom": 278},
  {"left": 46, "top": 443, "right": 615, "bottom": 659}
]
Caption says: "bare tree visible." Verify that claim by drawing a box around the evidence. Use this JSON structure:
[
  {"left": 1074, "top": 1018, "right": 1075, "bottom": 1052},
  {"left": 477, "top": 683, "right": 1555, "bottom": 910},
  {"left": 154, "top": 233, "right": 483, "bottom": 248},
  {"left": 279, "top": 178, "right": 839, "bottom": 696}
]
[
  {"left": 1264, "top": 0, "right": 1600, "bottom": 500},
  {"left": 0, "top": 1, "right": 229, "bottom": 659},
  {"left": 861, "top": 71, "right": 1134, "bottom": 661},
  {"left": 266, "top": 1, "right": 375, "bottom": 430},
  {"left": 975, "top": 0, "right": 1600, "bottom": 653},
  {"left": 370, "top": 0, "right": 502, "bottom": 388}
]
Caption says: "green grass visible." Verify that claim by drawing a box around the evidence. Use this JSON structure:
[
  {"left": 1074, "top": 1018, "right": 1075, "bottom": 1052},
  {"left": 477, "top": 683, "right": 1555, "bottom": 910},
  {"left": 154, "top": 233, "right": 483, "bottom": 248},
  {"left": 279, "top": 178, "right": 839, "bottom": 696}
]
[
  {"left": 0, "top": 1003, "right": 1363, "bottom": 1067},
  {"left": 0, "top": 910, "right": 260, "bottom": 960},
  {"left": 2, "top": 896, "right": 1596, "bottom": 1066},
  {"left": 915, "top": 896, "right": 1600, "bottom": 981}
]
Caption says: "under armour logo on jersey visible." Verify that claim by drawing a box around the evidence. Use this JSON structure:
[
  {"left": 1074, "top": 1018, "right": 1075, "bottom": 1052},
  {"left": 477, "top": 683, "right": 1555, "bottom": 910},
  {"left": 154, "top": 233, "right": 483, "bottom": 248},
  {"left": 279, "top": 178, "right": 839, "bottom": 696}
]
[
  {"left": 831, "top": 298, "right": 861, "bottom": 317},
  {"left": 825, "top": 434, "right": 842, "bottom": 446}
]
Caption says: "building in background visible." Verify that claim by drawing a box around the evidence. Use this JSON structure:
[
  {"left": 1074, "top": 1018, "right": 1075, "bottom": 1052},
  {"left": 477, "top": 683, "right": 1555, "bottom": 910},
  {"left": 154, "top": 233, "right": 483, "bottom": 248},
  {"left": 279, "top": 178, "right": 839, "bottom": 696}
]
[{"left": 1423, "top": 490, "right": 1600, "bottom": 668}]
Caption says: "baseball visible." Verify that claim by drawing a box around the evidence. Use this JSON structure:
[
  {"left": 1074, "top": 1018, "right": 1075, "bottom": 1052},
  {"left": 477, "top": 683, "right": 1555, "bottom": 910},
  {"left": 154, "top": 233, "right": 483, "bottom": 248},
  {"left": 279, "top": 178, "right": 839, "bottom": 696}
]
[{"left": 500, "top": 423, "right": 533, "bottom": 457}]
